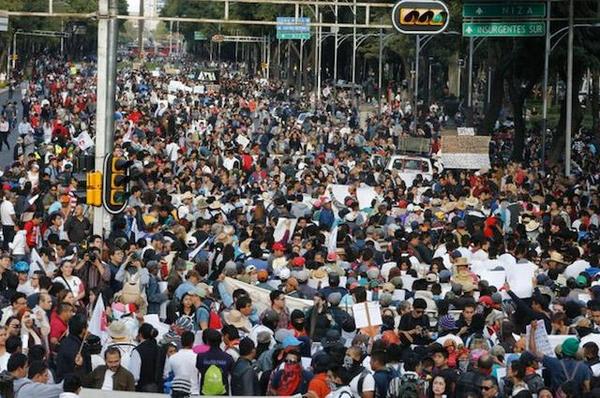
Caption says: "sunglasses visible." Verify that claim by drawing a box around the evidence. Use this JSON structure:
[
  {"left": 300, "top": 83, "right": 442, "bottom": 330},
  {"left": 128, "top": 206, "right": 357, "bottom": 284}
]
[
  {"left": 481, "top": 386, "right": 493, "bottom": 391},
  {"left": 285, "top": 359, "right": 298, "bottom": 364}
]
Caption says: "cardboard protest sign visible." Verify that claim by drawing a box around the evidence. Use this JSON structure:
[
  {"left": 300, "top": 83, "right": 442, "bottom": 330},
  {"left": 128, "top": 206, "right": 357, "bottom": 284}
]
[{"left": 441, "top": 136, "right": 490, "bottom": 169}]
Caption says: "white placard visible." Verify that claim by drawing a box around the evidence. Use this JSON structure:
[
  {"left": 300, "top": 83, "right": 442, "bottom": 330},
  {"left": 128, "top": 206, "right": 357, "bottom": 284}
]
[
  {"left": 76, "top": 131, "right": 94, "bottom": 151},
  {"left": 479, "top": 270, "right": 506, "bottom": 289},
  {"left": 236, "top": 135, "right": 250, "bottom": 149},
  {"left": 357, "top": 186, "right": 377, "bottom": 209},
  {"left": 273, "top": 218, "right": 298, "bottom": 242},
  {"left": 330, "top": 184, "right": 351, "bottom": 203},
  {"left": 158, "top": 281, "right": 168, "bottom": 294},
  {"left": 352, "top": 302, "right": 383, "bottom": 329},
  {"left": 579, "top": 293, "right": 592, "bottom": 303},
  {"left": 151, "top": 70, "right": 160, "bottom": 77},
  {"left": 526, "top": 319, "right": 554, "bottom": 357},
  {"left": 457, "top": 127, "right": 475, "bottom": 136},
  {"left": 301, "top": 357, "right": 312, "bottom": 369},
  {"left": 401, "top": 275, "right": 416, "bottom": 291},
  {"left": 440, "top": 153, "right": 490, "bottom": 170},
  {"left": 143, "top": 314, "right": 170, "bottom": 342},
  {"left": 308, "top": 278, "right": 328, "bottom": 289},
  {"left": 506, "top": 265, "right": 535, "bottom": 298},
  {"left": 193, "top": 85, "right": 205, "bottom": 94},
  {"left": 547, "top": 335, "right": 571, "bottom": 350},
  {"left": 392, "top": 289, "right": 406, "bottom": 301}
]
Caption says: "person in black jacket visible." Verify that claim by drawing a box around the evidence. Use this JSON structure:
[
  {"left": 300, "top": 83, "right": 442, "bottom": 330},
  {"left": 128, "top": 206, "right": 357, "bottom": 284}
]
[
  {"left": 231, "top": 337, "right": 260, "bottom": 396},
  {"left": 129, "top": 323, "right": 161, "bottom": 392},
  {"left": 55, "top": 314, "right": 91, "bottom": 382}
]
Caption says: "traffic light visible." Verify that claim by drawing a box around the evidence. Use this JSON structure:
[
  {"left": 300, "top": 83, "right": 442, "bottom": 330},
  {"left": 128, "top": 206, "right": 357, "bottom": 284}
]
[
  {"left": 102, "top": 154, "right": 131, "bottom": 215},
  {"left": 86, "top": 171, "right": 102, "bottom": 207},
  {"left": 392, "top": 0, "right": 450, "bottom": 34}
]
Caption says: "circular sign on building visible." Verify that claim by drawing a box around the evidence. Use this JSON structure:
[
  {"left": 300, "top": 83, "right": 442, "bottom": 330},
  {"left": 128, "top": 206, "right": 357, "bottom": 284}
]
[{"left": 391, "top": 0, "right": 450, "bottom": 35}]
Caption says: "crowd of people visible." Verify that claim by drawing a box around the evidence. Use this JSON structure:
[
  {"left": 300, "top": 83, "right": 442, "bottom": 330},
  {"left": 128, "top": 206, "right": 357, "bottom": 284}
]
[{"left": 0, "top": 53, "right": 597, "bottom": 398}]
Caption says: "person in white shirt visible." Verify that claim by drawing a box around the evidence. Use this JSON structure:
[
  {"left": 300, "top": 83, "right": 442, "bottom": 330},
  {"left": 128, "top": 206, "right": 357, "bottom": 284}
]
[
  {"left": 326, "top": 366, "right": 354, "bottom": 398},
  {"left": 346, "top": 346, "right": 375, "bottom": 398},
  {"left": 163, "top": 331, "right": 200, "bottom": 395},
  {"left": 0, "top": 327, "right": 10, "bottom": 372},
  {"left": 0, "top": 192, "right": 17, "bottom": 252},
  {"left": 9, "top": 222, "right": 27, "bottom": 262},
  {"left": 59, "top": 374, "right": 83, "bottom": 398},
  {"left": 0, "top": 116, "right": 10, "bottom": 151}
]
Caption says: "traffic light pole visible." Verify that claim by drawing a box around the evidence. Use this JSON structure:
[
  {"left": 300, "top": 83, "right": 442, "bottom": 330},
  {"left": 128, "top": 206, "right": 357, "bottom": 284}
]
[{"left": 93, "top": 0, "right": 118, "bottom": 236}]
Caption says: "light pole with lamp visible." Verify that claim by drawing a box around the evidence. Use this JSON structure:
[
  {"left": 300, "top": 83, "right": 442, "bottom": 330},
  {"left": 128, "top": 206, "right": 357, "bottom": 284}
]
[{"left": 540, "top": 12, "right": 600, "bottom": 171}]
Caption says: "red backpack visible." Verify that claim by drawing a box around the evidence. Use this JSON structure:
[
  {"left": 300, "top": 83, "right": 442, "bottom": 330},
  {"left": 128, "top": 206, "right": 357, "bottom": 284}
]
[{"left": 202, "top": 302, "right": 223, "bottom": 330}]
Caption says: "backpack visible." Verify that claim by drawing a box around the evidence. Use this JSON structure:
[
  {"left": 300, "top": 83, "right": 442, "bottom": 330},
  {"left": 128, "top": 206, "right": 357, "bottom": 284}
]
[
  {"left": 202, "top": 364, "right": 226, "bottom": 396},
  {"left": 201, "top": 303, "right": 223, "bottom": 330},
  {"left": 120, "top": 272, "right": 142, "bottom": 305},
  {"left": 555, "top": 361, "right": 582, "bottom": 398},
  {"left": 356, "top": 368, "right": 371, "bottom": 396},
  {"left": 387, "top": 373, "right": 420, "bottom": 398},
  {"left": 0, "top": 371, "right": 14, "bottom": 398},
  {"left": 373, "top": 367, "right": 398, "bottom": 398}
]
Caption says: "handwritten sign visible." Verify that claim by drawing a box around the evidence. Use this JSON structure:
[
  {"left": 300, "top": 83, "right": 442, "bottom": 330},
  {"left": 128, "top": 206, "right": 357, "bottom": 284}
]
[
  {"left": 457, "top": 127, "right": 475, "bottom": 136},
  {"left": 397, "top": 137, "right": 430, "bottom": 153},
  {"left": 441, "top": 136, "right": 490, "bottom": 169},
  {"left": 353, "top": 302, "right": 383, "bottom": 329},
  {"left": 442, "top": 136, "right": 490, "bottom": 153},
  {"left": 526, "top": 319, "right": 554, "bottom": 357}
]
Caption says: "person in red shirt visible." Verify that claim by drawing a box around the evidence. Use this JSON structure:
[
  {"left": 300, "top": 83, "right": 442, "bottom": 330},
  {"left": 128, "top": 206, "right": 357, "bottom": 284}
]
[
  {"left": 49, "top": 302, "right": 74, "bottom": 350},
  {"left": 307, "top": 354, "right": 331, "bottom": 398},
  {"left": 24, "top": 212, "right": 43, "bottom": 249}
]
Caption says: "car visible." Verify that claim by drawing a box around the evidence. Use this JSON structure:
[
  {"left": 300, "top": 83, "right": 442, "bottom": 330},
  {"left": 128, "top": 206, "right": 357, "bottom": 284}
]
[{"left": 385, "top": 155, "right": 438, "bottom": 187}]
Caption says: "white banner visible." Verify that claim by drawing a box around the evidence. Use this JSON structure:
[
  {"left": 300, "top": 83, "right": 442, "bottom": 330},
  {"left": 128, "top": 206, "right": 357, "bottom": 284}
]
[
  {"left": 223, "top": 277, "right": 313, "bottom": 314},
  {"left": 356, "top": 186, "right": 377, "bottom": 210}
]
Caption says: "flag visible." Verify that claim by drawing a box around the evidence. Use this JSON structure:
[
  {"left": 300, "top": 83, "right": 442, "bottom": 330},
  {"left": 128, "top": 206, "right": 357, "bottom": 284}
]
[
  {"left": 327, "top": 225, "right": 338, "bottom": 255},
  {"left": 88, "top": 294, "right": 106, "bottom": 337},
  {"left": 188, "top": 238, "right": 210, "bottom": 260}
]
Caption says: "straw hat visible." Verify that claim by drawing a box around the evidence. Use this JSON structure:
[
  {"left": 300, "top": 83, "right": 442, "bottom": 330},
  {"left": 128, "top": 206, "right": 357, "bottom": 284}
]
[
  {"left": 108, "top": 320, "right": 130, "bottom": 340},
  {"left": 441, "top": 202, "right": 456, "bottom": 213},
  {"left": 224, "top": 309, "right": 252, "bottom": 331},
  {"left": 544, "top": 251, "right": 567, "bottom": 264},
  {"left": 465, "top": 196, "right": 479, "bottom": 208},
  {"left": 454, "top": 257, "right": 470, "bottom": 267},
  {"left": 181, "top": 191, "right": 194, "bottom": 201},
  {"left": 196, "top": 197, "right": 209, "bottom": 209},
  {"left": 311, "top": 268, "right": 328, "bottom": 280},
  {"left": 525, "top": 219, "right": 540, "bottom": 233}
]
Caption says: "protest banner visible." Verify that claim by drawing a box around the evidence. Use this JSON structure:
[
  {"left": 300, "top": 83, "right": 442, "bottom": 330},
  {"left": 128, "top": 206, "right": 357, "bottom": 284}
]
[
  {"left": 440, "top": 136, "right": 490, "bottom": 169},
  {"left": 223, "top": 277, "right": 313, "bottom": 314}
]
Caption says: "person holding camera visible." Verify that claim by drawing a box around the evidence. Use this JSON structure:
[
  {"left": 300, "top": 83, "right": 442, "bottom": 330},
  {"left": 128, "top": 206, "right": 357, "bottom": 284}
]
[{"left": 74, "top": 247, "right": 110, "bottom": 293}]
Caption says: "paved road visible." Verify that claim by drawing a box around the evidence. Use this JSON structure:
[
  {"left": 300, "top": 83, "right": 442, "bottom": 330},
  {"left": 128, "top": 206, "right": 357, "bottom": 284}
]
[{"left": 0, "top": 88, "right": 23, "bottom": 169}]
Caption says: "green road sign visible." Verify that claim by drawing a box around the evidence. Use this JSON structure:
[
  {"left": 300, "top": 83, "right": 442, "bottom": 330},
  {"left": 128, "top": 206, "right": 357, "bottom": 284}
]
[
  {"left": 276, "top": 32, "right": 311, "bottom": 40},
  {"left": 462, "top": 22, "right": 545, "bottom": 37},
  {"left": 463, "top": 3, "right": 546, "bottom": 18},
  {"left": 194, "top": 31, "right": 207, "bottom": 41}
]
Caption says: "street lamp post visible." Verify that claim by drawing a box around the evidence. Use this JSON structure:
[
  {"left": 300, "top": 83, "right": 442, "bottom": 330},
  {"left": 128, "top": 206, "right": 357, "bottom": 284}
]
[
  {"left": 428, "top": 56, "right": 434, "bottom": 105},
  {"left": 457, "top": 58, "right": 464, "bottom": 100},
  {"left": 541, "top": 16, "right": 600, "bottom": 171},
  {"left": 565, "top": 0, "right": 573, "bottom": 176},
  {"left": 377, "top": 20, "right": 383, "bottom": 114}
]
